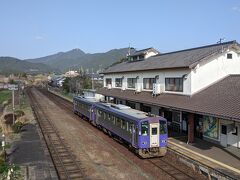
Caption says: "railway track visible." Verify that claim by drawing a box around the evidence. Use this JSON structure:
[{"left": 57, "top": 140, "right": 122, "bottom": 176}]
[
  {"left": 147, "top": 158, "right": 195, "bottom": 180},
  {"left": 27, "top": 88, "right": 86, "bottom": 180},
  {"left": 39, "top": 88, "right": 205, "bottom": 180}
]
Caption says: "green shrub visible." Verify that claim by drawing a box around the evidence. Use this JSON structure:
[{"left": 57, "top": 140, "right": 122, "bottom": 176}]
[
  {"left": 0, "top": 90, "right": 11, "bottom": 105},
  {"left": 0, "top": 163, "right": 21, "bottom": 179},
  {"left": 15, "top": 110, "right": 25, "bottom": 118},
  {"left": 12, "top": 122, "right": 24, "bottom": 133},
  {"left": 0, "top": 162, "right": 8, "bottom": 174}
]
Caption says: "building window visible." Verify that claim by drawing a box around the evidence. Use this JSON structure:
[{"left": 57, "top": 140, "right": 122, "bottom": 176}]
[
  {"left": 221, "top": 125, "right": 227, "bottom": 135},
  {"left": 227, "top": 53, "right": 232, "bottom": 59},
  {"left": 115, "top": 78, "right": 122, "bottom": 87},
  {"left": 172, "top": 111, "right": 181, "bottom": 123},
  {"left": 165, "top": 78, "right": 183, "bottom": 92},
  {"left": 143, "top": 78, "right": 156, "bottom": 90},
  {"left": 127, "top": 78, "right": 137, "bottom": 88},
  {"left": 140, "top": 103, "right": 151, "bottom": 113},
  {"left": 106, "top": 78, "right": 112, "bottom": 85},
  {"left": 232, "top": 127, "right": 238, "bottom": 136},
  {"left": 126, "top": 101, "right": 136, "bottom": 109},
  {"left": 139, "top": 55, "right": 145, "bottom": 59}
]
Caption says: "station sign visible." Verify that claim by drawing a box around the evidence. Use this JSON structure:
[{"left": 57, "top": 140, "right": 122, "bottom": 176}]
[{"left": 8, "top": 84, "right": 18, "bottom": 91}]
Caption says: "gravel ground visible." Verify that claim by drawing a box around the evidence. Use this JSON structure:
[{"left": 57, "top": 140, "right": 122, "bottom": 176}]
[{"left": 31, "top": 88, "right": 206, "bottom": 180}]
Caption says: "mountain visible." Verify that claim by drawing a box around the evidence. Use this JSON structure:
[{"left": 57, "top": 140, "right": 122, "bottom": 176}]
[
  {"left": 26, "top": 48, "right": 133, "bottom": 72},
  {"left": 0, "top": 57, "right": 57, "bottom": 74},
  {"left": 27, "top": 48, "right": 85, "bottom": 64}
]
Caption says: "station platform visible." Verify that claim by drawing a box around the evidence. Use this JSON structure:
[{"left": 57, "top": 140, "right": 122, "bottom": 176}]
[{"left": 168, "top": 136, "right": 240, "bottom": 179}]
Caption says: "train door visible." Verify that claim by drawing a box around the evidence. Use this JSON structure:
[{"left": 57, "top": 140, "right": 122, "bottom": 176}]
[
  {"left": 150, "top": 123, "right": 159, "bottom": 147},
  {"left": 90, "top": 106, "right": 96, "bottom": 123}
]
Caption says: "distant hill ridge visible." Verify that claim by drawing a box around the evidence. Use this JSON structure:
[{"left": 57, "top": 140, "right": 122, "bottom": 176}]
[
  {"left": 0, "top": 57, "right": 56, "bottom": 74},
  {"left": 0, "top": 47, "right": 135, "bottom": 74},
  {"left": 26, "top": 47, "right": 134, "bottom": 71}
]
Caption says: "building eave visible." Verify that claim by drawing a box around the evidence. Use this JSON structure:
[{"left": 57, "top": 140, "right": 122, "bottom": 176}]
[{"left": 103, "top": 66, "right": 189, "bottom": 75}]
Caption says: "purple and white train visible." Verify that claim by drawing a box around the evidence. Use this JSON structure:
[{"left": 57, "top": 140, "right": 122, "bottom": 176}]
[{"left": 73, "top": 96, "right": 168, "bottom": 158}]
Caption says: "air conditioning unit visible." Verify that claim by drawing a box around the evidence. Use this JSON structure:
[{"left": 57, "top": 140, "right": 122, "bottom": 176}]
[
  {"left": 107, "top": 84, "right": 112, "bottom": 89},
  {"left": 152, "top": 83, "right": 163, "bottom": 95},
  {"left": 135, "top": 85, "right": 142, "bottom": 93}
]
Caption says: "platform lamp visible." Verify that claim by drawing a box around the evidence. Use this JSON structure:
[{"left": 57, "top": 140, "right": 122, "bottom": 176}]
[{"left": 2, "top": 134, "right": 6, "bottom": 161}]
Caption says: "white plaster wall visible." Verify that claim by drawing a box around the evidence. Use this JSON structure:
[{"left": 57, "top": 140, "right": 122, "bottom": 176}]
[
  {"left": 145, "top": 51, "right": 158, "bottom": 59},
  {"left": 191, "top": 50, "right": 240, "bottom": 94},
  {"left": 104, "top": 68, "right": 191, "bottom": 95}
]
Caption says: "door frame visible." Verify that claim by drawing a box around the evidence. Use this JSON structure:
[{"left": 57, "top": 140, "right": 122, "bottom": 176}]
[
  {"left": 220, "top": 124, "right": 228, "bottom": 147},
  {"left": 150, "top": 123, "right": 160, "bottom": 147}
]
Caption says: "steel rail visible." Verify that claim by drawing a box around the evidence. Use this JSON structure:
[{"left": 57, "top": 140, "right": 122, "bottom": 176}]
[{"left": 27, "top": 88, "right": 86, "bottom": 180}]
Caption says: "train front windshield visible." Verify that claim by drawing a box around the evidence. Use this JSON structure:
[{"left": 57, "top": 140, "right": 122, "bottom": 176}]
[{"left": 160, "top": 121, "right": 167, "bottom": 134}]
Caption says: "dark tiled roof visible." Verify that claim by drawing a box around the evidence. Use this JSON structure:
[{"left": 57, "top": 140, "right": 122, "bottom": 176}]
[
  {"left": 104, "top": 41, "right": 239, "bottom": 74},
  {"left": 97, "top": 75, "right": 240, "bottom": 121}
]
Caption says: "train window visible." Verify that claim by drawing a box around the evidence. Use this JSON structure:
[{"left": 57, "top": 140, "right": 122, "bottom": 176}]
[
  {"left": 99, "top": 111, "right": 102, "bottom": 118},
  {"left": 116, "top": 118, "right": 121, "bottom": 127},
  {"left": 160, "top": 121, "right": 167, "bottom": 134},
  {"left": 112, "top": 116, "right": 115, "bottom": 124},
  {"left": 126, "top": 122, "right": 129, "bottom": 131},
  {"left": 141, "top": 121, "right": 149, "bottom": 136},
  {"left": 108, "top": 114, "right": 111, "bottom": 120},
  {"left": 152, "top": 127, "right": 158, "bottom": 135},
  {"left": 122, "top": 120, "right": 126, "bottom": 130},
  {"left": 129, "top": 123, "right": 133, "bottom": 134}
]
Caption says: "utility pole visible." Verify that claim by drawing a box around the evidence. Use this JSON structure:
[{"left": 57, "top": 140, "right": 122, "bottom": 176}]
[
  {"left": 217, "top": 38, "right": 225, "bottom": 44},
  {"left": 91, "top": 68, "right": 94, "bottom": 90},
  {"left": 12, "top": 88, "right": 15, "bottom": 125}
]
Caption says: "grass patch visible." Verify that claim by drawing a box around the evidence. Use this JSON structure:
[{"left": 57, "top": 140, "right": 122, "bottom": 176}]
[
  {"left": 0, "top": 90, "right": 11, "bottom": 104},
  {"left": 61, "top": 91, "right": 73, "bottom": 101}
]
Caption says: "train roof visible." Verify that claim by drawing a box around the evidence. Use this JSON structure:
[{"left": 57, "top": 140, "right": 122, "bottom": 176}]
[
  {"left": 108, "top": 104, "right": 150, "bottom": 119},
  {"left": 74, "top": 96, "right": 166, "bottom": 122},
  {"left": 73, "top": 96, "right": 99, "bottom": 104},
  {"left": 95, "top": 103, "right": 166, "bottom": 123}
]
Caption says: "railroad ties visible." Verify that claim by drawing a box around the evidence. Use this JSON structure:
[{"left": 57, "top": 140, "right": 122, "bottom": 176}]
[
  {"left": 28, "top": 89, "right": 86, "bottom": 180},
  {"left": 148, "top": 158, "right": 195, "bottom": 180}
]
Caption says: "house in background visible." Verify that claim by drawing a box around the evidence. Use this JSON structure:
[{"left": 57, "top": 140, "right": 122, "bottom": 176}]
[
  {"left": 65, "top": 70, "right": 79, "bottom": 77},
  {"left": 128, "top": 47, "right": 159, "bottom": 61},
  {"left": 97, "top": 40, "right": 240, "bottom": 148}
]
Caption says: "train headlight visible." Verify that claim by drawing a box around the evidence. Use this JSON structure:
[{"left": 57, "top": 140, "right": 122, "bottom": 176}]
[
  {"left": 142, "top": 141, "right": 147, "bottom": 145},
  {"left": 161, "top": 140, "right": 167, "bottom": 143}
]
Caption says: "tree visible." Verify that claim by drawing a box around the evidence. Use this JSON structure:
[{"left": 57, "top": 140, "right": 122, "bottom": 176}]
[{"left": 62, "top": 77, "right": 70, "bottom": 93}]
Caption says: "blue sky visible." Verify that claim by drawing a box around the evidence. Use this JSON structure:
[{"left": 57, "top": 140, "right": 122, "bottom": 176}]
[{"left": 0, "top": 0, "right": 240, "bottom": 59}]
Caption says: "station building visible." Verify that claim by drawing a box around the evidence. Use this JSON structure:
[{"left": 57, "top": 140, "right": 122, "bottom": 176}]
[{"left": 97, "top": 41, "right": 240, "bottom": 148}]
